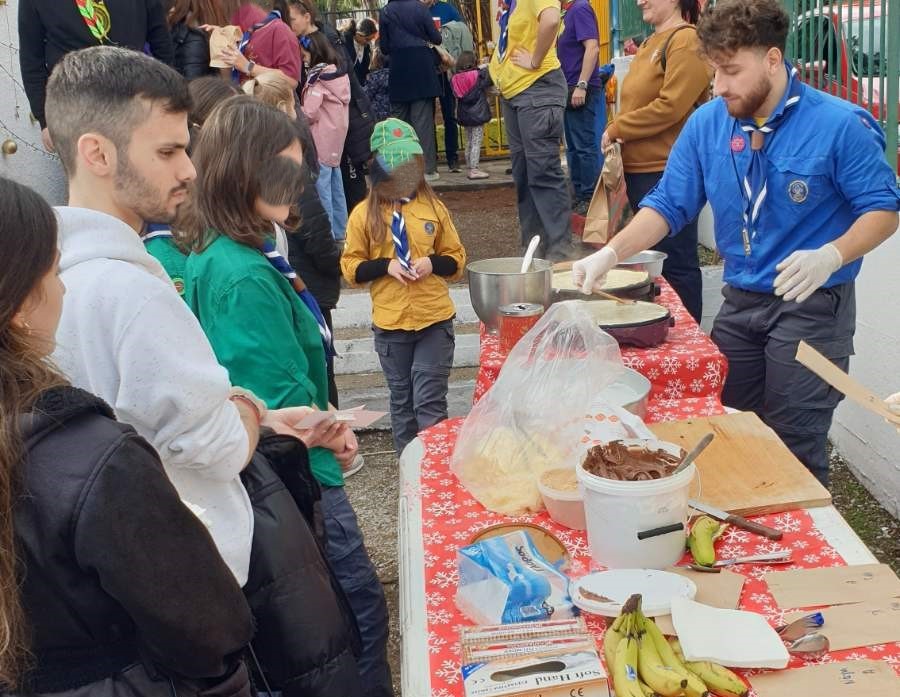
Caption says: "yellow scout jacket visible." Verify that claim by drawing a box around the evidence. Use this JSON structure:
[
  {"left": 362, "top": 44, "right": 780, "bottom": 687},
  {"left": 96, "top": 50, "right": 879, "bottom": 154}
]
[{"left": 341, "top": 194, "right": 466, "bottom": 331}]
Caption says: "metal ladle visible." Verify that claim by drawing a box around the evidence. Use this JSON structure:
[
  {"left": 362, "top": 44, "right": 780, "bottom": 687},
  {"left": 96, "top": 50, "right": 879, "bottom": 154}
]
[{"left": 786, "top": 632, "right": 830, "bottom": 659}]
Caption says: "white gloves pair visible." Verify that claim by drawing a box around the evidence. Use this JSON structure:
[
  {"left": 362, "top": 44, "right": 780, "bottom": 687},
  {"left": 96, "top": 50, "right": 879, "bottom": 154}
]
[
  {"left": 572, "top": 247, "right": 619, "bottom": 294},
  {"left": 774, "top": 243, "right": 843, "bottom": 303}
]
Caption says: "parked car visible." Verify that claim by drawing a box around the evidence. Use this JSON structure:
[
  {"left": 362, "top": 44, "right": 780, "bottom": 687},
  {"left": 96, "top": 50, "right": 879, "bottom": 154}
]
[{"left": 790, "top": 3, "right": 899, "bottom": 170}]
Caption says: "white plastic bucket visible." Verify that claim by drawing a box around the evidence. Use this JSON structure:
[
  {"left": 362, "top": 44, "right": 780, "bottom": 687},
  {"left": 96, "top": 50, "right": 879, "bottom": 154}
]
[{"left": 576, "top": 440, "right": 695, "bottom": 569}]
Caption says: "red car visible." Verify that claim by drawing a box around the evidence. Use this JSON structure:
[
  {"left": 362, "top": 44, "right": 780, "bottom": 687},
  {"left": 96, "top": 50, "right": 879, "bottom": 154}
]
[{"left": 792, "top": 3, "right": 899, "bottom": 170}]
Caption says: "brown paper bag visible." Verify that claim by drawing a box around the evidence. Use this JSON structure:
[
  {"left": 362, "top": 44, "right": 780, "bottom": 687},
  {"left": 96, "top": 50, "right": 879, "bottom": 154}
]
[
  {"left": 583, "top": 143, "right": 629, "bottom": 245},
  {"left": 209, "top": 25, "right": 243, "bottom": 68}
]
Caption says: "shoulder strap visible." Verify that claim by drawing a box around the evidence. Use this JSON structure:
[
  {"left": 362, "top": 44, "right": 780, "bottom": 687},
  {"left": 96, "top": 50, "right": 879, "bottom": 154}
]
[{"left": 660, "top": 25, "right": 696, "bottom": 73}]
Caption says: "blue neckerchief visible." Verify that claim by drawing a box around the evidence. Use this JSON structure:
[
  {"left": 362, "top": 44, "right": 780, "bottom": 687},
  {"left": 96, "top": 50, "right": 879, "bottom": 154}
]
[
  {"left": 260, "top": 237, "right": 336, "bottom": 358},
  {"left": 233, "top": 10, "right": 281, "bottom": 83},
  {"left": 497, "top": 0, "right": 517, "bottom": 60},
  {"left": 737, "top": 62, "right": 802, "bottom": 253},
  {"left": 391, "top": 198, "right": 414, "bottom": 274},
  {"left": 143, "top": 223, "right": 172, "bottom": 242}
]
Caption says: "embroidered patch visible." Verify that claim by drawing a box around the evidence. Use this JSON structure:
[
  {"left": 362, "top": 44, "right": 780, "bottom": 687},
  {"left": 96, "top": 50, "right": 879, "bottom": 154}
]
[
  {"left": 172, "top": 276, "right": 185, "bottom": 295},
  {"left": 788, "top": 179, "right": 809, "bottom": 204},
  {"left": 424, "top": 221, "right": 436, "bottom": 235},
  {"left": 730, "top": 136, "right": 746, "bottom": 152}
]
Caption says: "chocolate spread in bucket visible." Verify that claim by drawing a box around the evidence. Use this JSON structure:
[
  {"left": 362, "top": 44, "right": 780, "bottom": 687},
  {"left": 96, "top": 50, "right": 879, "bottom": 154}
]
[{"left": 582, "top": 441, "right": 684, "bottom": 481}]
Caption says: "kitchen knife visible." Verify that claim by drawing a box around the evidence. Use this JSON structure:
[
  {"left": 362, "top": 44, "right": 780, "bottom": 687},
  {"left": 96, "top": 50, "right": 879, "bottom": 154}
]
[{"left": 689, "top": 499, "right": 784, "bottom": 541}]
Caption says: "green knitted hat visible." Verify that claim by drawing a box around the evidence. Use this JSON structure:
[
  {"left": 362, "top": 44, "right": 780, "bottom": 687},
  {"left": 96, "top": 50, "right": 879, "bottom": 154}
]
[{"left": 370, "top": 118, "right": 423, "bottom": 171}]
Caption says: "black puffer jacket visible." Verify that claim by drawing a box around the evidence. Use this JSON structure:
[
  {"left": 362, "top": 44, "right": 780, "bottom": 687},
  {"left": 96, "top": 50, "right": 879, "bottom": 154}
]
[
  {"left": 16, "top": 386, "right": 253, "bottom": 696},
  {"left": 456, "top": 67, "right": 492, "bottom": 127},
  {"left": 171, "top": 22, "right": 214, "bottom": 79},
  {"left": 289, "top": 164, "right": 342, "bottom": 310},
  {"left": 242, "top": 433, "right": 363, "bottom": 696}
]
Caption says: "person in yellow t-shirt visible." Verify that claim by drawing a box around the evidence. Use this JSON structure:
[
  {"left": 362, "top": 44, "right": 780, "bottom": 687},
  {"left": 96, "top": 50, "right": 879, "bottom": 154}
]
[{"left": 489, "top": 0, "right": 576, "bottom": 261}]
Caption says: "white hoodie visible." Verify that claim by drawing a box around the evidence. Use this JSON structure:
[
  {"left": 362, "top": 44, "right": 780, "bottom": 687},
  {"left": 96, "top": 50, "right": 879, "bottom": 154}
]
[{"left": 52, "top": 207, "right": 253, "bottom": 586}]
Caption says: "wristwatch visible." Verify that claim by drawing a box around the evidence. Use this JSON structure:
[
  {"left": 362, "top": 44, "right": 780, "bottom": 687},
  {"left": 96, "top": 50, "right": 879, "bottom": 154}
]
[
  {"left": 576, "top": 80, "right": 588, "bottom": 90},
  {"left": 245, "top": 60, "right": 256, "bottom": 75}
]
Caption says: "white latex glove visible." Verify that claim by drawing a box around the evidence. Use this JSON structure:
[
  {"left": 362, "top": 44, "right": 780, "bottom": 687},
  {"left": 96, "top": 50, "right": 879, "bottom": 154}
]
[
  {"left": 773, "top": 243, "right": 843, "bottom": 303},
  {"left": 886, "top": 392, "right": 900, "bottom": 433},
  {"left": 572, "top": 246, "right": 619, "bottom": 295}
]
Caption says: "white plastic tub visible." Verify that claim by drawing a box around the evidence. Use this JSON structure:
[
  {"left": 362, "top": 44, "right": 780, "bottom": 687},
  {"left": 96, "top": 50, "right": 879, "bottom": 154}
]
[
  {"left": 538, "top": 469, "right": 586, "bottom": 530},
  {"left": 576, "top": 440, "right": 694, "bottom": 569}
]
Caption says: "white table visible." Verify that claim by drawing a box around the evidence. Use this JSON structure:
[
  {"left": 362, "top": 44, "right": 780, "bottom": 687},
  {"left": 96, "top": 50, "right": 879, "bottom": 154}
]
[{"left": 398, "top": 437, "right": 879, "bottom": 697}]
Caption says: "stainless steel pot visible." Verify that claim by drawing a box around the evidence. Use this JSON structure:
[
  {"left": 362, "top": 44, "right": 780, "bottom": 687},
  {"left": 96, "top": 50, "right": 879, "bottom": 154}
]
[{"left": 467, "top": 257, "right": 552, "bottom": 331}]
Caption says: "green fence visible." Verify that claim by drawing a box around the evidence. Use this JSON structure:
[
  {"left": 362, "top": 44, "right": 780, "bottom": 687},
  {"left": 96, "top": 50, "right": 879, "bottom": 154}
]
[{"left": 610, "top": 0, "right": 899, "bottom": 173}]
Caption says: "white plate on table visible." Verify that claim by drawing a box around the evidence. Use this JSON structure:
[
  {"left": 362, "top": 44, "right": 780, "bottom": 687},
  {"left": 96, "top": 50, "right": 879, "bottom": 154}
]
[{"left": 570, "top": 569, "right": 697, "bottom": 617}]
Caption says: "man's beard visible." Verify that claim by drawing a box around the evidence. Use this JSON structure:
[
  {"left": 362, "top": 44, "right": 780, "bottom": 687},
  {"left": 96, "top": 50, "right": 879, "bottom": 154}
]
[
  {"left": 114, "top": 154, "right": 186, "bottom": 225},
  {"left": 724, "top": 72, "right": 772, "bottom": 120}
]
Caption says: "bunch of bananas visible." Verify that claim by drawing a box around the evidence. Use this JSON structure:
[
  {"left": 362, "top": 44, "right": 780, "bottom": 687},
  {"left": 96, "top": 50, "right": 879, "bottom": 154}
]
[
  {"left": 603, "top": 594, "right": 748, "bottom": 697},
  {"left": 687, "top": 516, "right": 728, "bottom": 567}
]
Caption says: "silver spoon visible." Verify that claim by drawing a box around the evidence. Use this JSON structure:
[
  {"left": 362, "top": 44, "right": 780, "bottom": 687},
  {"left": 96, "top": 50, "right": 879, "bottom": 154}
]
[
  {"left": 776, "top": 612, "right": 824, "bottom": 642},
  {"left": 786, "top": 632, "right": 830, "bottom": 659}
]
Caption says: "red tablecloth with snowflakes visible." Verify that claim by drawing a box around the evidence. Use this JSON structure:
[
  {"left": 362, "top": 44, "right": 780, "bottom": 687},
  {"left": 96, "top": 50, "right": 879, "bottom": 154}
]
[
  {"left": 474, "top": 278, "right": 728, "bottom": 405},
  {"left": 412, "top": 419, "right": 900, "bottom": 696}
]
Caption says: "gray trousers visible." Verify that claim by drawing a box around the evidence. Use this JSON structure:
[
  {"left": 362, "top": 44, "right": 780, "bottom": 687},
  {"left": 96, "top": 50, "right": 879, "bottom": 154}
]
[
  {"left": 710, "top": 283, "right": 856, "bottom": 486},
  {"left": 391, "top": 99, "right": 438, "bottom": 174},
  {"left": 374, "top": 319, "right": 455, "bottom": 454},
  {"left": 501, "top": 69, "right": 575, "bottom": 261}
]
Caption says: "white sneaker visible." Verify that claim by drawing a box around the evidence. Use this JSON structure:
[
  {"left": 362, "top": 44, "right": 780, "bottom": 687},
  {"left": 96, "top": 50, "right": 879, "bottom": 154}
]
[
  {"left": 424, "top": 171, "right": 440, "bottom": 182},
  {"left": 343, "top": 453, "right": 365, "bottom": 478}
]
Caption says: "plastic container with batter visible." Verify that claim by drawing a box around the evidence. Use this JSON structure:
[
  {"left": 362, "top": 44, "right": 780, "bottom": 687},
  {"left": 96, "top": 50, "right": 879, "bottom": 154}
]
[{"left": 538, "top": 468, "right": 586, "bottom": 530}]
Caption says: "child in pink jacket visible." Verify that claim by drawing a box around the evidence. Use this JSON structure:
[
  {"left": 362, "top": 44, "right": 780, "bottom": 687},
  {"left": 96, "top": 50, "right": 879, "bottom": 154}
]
[{"left": 301, "top": 31, "right": 351, "bottom": 240}]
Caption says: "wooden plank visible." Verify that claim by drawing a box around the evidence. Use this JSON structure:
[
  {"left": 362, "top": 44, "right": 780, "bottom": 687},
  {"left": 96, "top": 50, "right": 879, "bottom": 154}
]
[{"left": 649, "top": 412, "right": 832, "bottom": 517}]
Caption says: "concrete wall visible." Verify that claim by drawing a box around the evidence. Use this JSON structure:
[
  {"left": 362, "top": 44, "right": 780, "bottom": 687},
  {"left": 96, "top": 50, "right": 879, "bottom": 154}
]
[
  {"left": 830, "top": 227, "right": 900, "bottom": 518},
  {"left": 0, "top": 0, "right": 68, "bottom": 204}
]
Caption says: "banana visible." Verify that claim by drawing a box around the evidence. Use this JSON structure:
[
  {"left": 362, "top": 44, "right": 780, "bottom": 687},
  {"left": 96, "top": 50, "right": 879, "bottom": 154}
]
[
  {"left": 642, "top": 617, "right": 708, "bottom": 697},
  {"left": 668, "top": 638, "right": 748, "bottom": 697},
  {"left": 613, "top": 625, "right": 644, "bottom": 697},
  {"left": 604, "top": 612, "right": 628, "bottom": 672},
  {"left": 635, "top": 622, "right": 686, "bottom": 697},
  {"left": 687, "top": 515, "right": 726, "bottom": 567},
  {"left": 638, "top": 679, "right": 661, "bottom": 697}
]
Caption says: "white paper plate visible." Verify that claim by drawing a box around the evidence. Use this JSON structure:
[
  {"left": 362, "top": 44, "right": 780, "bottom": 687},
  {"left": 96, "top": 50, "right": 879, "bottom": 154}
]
[{"left": 570, "top": 569, "right": 697, "bottom": 617}]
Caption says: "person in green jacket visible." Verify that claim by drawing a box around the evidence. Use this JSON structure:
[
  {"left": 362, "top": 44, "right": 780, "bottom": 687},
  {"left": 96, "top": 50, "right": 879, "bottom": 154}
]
[{"left": 181, "top": 96, "right": 394, "bottom": 697}]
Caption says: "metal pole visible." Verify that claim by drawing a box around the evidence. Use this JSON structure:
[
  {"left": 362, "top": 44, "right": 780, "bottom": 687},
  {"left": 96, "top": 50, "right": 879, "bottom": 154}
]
[{"left": 884, "top": 0, "right": 898, "bottom": 173}]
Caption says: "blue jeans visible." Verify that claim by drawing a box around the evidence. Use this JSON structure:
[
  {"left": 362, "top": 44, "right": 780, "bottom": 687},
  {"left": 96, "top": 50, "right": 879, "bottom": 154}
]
[
  {"left": 322, "top": 486, "right": 393, "bottom": 697},
  {"left": 563, "top": 86, "right": 606, "bottom": 203},
  {"left": 316, "top": 163, "right": 349, "bottom": 241}
]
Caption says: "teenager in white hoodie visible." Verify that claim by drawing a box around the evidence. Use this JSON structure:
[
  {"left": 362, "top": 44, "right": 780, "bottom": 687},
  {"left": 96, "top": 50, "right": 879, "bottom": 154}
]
[{"left": 45, "top": 46, "right": 341, "bottom": 586}]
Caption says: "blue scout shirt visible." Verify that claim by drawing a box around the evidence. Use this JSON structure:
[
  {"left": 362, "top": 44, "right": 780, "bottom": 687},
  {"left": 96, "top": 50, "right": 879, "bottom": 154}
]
[{"left": 642, "top": 73, "right": 900, "bottom": 294}]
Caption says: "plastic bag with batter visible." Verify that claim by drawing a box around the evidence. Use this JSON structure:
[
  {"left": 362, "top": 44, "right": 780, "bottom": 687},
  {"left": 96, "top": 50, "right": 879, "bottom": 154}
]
[{"left": 451, "top": 301, "right": 625, "bottom": 514}]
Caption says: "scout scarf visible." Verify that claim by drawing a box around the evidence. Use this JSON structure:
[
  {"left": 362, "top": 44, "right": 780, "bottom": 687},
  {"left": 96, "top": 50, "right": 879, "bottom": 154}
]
[
  {"left": 497, "top": 0, "right": 517, "bottom": 60},
  {"left": 142, "top": 223, "right": 172, "bottom": 241},
  {"left": 260, "top": 237, "right": 336, "bottom": 358},
  {"left": 75, "top": 0, "right": 111, "bottom": 43},
  {"left": 391, "top": 198, "right": 414, "bottom": 274},
  {"left": 233, "top": 9, "right": 282, "bottom": 82},
  {"left": 738, "top": 63, "right": 802, "bottom": 251}
]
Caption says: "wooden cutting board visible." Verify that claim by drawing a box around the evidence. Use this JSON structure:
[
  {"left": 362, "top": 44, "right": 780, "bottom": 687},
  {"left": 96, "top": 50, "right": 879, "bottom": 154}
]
[{"left": 649, "top": 412, "right": 832, "bottom": 516}]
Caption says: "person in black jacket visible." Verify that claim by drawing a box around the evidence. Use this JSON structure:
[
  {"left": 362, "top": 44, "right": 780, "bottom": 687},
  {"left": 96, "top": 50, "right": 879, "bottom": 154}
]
[
  {"left": 341, "top": 18, "right": 377, "bottom": 86},
  {"left": 167, "top": 0, "right": 230, "bottom": 79},
  {"left": 0, "top": 176, "right": 253, "bottom": 696},
  {"left": 18, "top": 0, "right": 175, "bottom": 152},
  {"left": 379, "top": 0, "right": 444, "bottom": 180}
]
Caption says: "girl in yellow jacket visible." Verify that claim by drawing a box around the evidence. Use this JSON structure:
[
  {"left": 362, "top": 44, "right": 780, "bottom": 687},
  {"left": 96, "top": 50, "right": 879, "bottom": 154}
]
[{"left": 341, "top": 118, "right": 466, "bottom": 454}]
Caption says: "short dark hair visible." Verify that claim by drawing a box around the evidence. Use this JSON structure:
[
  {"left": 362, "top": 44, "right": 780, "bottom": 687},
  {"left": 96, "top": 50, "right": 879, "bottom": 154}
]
[
  {"left": 46, "top": 46, "right": 191, "bottom": 175},
  {"left": 185, "top": 96, "right": 303, "bottom": 249},
  {"left": 288, "top": 0, "right": 317, "bottom": 22},
  {"left": 456, "top": 51, "right": 477, "bottom": 72},
  {"left": 696, "top": 0, "right": 790, "bottom": 58},
  {"left": 189, "top": 77, "right": 241, "bottom": 128}
]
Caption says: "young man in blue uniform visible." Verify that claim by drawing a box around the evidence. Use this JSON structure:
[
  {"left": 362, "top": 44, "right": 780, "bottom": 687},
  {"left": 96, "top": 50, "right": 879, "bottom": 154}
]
[{"left": 573, "top": 0, "right": 900, "bottom": 485}]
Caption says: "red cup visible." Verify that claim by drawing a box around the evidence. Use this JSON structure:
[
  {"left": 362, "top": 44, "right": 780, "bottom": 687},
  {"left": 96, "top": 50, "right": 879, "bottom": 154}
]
[{"left": 433, "top": 17, "right": 441, "bottom": 29}]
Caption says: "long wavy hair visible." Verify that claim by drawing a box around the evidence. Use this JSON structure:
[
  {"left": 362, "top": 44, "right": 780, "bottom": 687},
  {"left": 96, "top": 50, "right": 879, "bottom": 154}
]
[
  {"left": 0, "top": 177, "right": 66, "bottom": 689},
  {"left": 365, "top": 154, "right": 440, "bottom": 244}
]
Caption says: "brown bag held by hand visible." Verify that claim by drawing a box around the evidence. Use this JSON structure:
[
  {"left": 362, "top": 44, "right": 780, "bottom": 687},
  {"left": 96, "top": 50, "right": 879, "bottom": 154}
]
[
  {"left": 583, "top": 143, "right": 630, "bottom": 245},
  {"left": 209, "top": 25, "right": 243, "bottom": 68}
]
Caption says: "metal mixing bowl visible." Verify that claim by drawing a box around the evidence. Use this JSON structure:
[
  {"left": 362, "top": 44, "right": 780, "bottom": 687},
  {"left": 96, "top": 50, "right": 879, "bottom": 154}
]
[
  {"left": 617, "top": 250, "right": 668, "bottom": 279},
  {"left": 467, "top": 257, "right": 552, "bottom": 331},
  {"left": 600, "top": 368, "right": 652, "bottom": 419}
]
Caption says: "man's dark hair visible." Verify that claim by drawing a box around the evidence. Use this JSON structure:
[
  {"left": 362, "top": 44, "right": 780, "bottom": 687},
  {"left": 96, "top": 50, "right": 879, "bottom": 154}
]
[
  {"left": 696, "top": 0, "right": 790, "bottom": 58},
  {"left": 45, "top": 46, "right": 191, "bottom": 175}
]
